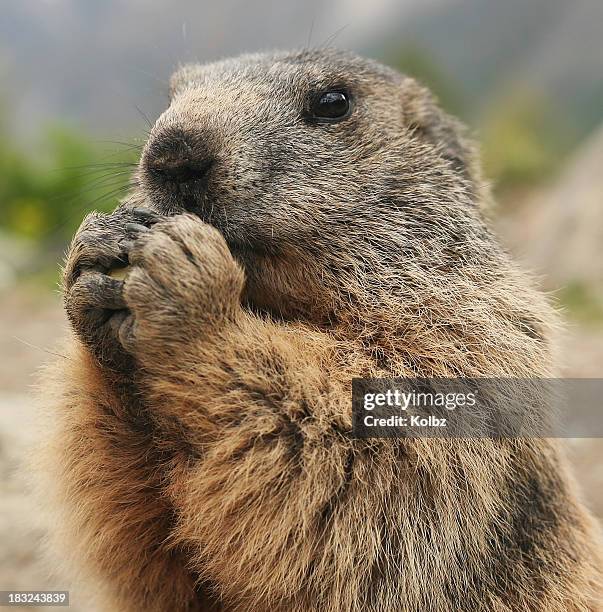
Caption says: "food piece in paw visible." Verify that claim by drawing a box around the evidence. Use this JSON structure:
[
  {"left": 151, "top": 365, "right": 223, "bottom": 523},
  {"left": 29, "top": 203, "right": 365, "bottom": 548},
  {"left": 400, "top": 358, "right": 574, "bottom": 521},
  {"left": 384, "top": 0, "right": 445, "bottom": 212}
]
[{"left": 108, "top": 265, "right": 131, "bottom": 280}]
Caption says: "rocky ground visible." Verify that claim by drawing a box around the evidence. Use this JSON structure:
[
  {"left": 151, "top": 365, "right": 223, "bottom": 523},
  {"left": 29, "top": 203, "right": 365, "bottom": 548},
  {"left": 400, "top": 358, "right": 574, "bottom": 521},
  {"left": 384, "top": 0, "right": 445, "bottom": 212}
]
[
  {"left": 0, "top": 288, "right": 83, "bottom": 610},
  {"left": 0, "top": 282, "right": 602, "bottom": 610}
]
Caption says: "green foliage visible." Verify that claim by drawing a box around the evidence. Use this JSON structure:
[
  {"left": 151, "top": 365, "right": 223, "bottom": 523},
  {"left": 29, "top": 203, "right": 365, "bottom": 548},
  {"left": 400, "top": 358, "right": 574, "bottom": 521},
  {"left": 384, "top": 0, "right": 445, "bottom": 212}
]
[
  {"left": 0, "top": 123, "right": 136, "bottom": 245},
  {"left": 479, "top": 91, "right": 570, "bottom": 193},
  {"left": 557, "top": 282, "right": 603, "bottom": 327},
  {"left": 380, "top": 45, "right": 574, "bottom": 195},
  {"left": 383, "top": 43, "right": 465, "bottom": 117}
]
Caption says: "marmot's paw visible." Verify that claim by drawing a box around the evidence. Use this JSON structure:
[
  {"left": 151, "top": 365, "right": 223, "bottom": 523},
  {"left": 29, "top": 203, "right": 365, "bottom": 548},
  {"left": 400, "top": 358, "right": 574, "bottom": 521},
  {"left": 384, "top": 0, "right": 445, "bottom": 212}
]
[
  {"left": 64, "top": 206, "right": 163, "bottom": 368},
  {"left": 118, "top": 214, "right": 244, "bottom": 353}
]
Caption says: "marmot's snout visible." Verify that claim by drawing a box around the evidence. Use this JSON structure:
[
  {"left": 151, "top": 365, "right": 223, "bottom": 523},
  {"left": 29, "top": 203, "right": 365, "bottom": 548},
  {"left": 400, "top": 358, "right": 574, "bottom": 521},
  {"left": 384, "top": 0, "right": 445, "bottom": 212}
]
[{"left": 141, "top": 125, "right": 214, "bottom": 211}]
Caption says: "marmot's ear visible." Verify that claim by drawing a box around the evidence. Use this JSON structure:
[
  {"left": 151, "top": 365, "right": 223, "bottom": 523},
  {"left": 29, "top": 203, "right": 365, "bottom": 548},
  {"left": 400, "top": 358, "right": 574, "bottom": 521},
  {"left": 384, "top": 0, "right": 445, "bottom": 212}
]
[{"left": 400, "top": 77, "right": 481, "bottom": 187}]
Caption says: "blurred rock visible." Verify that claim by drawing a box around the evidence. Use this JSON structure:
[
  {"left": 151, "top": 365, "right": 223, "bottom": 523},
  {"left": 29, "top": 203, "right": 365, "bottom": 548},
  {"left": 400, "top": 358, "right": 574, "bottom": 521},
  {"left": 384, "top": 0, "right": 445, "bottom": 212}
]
[
  {"left": 499, "top": 124, "right": 603, "bottom": 296},
  {"left": 0, "top": 392, "right": 79, "bottom": 611}
]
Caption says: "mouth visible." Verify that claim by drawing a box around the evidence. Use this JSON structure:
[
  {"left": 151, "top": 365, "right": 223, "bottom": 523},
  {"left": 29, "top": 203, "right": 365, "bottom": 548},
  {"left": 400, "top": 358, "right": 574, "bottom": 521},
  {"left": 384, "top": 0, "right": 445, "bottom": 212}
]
[
  {"left": 145, "top": 178, "right": 281, "bottom": 260},
  {"left": 184, "top": 201, "right": 281, "bottom": 259}
]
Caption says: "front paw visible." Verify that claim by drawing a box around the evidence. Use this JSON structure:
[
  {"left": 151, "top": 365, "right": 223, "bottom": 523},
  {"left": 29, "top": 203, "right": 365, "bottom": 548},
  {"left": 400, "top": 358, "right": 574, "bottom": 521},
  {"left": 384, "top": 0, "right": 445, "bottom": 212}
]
[
  {"left": 119, "top": 214, "right": 244, "bottom": 352},
  {"left": 64, "top": 205, "right": 163, "bottom": 368}
]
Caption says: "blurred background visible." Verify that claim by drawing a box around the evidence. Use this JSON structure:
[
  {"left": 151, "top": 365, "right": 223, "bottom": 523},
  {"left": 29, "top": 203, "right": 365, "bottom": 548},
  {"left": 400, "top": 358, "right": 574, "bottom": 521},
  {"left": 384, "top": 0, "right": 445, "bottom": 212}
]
[{"left": 1, "top": 0, "right": 602, "bottom": 608}]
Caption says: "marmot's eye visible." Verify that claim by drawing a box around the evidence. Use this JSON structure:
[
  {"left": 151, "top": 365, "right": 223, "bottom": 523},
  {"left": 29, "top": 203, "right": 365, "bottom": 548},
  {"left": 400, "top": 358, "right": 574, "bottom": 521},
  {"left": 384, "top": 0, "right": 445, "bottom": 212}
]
[{"left": 310, "top": 91, "right": 352, "bottom": 122}]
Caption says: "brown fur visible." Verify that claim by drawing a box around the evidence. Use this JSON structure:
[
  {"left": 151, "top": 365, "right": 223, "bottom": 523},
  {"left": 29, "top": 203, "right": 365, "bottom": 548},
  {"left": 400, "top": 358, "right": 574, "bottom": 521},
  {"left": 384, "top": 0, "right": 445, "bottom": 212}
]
[{"left": 36, "top": 49, "right": 603, "bottom": 611}]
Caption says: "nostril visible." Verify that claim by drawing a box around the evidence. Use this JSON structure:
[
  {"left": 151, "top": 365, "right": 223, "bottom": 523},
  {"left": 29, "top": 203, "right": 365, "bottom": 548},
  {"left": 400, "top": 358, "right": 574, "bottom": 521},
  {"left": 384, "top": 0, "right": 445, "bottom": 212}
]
[{"left": 148, "top": 158, "right": 213, "bottom": 184}]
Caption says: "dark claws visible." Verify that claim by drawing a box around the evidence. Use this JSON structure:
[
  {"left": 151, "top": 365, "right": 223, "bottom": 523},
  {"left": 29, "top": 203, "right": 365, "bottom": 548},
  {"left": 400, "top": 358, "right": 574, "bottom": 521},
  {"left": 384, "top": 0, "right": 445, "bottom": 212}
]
[
  {"left": 125, "top": 222, "right": 151, "bottom": 235},
  {"left": 132, "top": 207, "right": 162, "bottom": 223},
  {"left": 119, "top": 239, "right": 136, "bottom": 253}
]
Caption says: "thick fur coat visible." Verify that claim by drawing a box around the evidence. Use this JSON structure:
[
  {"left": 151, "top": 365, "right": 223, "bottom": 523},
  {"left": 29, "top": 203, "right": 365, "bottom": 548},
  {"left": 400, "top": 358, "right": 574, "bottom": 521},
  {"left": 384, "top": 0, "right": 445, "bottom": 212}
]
[{"left": 37, "top": 50, "right": 603, "bottom": 611}]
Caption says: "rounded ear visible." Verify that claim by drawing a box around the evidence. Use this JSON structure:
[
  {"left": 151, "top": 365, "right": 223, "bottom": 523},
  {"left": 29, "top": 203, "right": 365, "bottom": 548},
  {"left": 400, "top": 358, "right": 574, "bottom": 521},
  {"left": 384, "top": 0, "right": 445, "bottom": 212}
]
[{"left": 400, "top": 77, "right": 482, "bottom": 189}]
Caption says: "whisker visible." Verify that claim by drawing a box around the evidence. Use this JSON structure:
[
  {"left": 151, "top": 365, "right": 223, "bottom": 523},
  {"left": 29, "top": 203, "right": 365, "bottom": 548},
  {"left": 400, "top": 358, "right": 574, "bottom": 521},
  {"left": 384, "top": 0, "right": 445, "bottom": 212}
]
[
  {"left": 42, "top": 171, "right": 132, "bottom": 205},
  {"left": 133, "top": 104, "right": 153, "bottom": 129},
  {"left": 305, "top": 17, "right": 316, "bottom": 51},
  {"left": 12, "top": 336, "right": 70, "bottom": 361},
  {"left": 57, "top": 161, "right": 138, "bottom": 171},
  {"left": 40, "top": 184, "right": 132, "bottom": 240},
  {"left": 93, "top": 140, "right": 144, "bottom": 153},
  {"left": 319, "top": 24, "right": 350, "bottom": 50}
]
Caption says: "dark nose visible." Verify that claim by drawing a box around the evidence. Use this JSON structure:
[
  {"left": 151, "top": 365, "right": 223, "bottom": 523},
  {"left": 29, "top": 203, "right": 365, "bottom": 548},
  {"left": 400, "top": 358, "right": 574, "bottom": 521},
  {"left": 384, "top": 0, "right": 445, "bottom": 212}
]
[{"left": 143, "top": 127, "right": 213, "bottom": 186}]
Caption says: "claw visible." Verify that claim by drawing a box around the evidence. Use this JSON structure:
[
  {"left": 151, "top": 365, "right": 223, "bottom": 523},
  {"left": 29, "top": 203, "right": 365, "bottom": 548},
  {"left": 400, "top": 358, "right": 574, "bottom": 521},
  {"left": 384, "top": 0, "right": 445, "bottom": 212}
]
[
  {"left": 132, "top": 207, "right": 161, "bottom": 223},
  {"left": 125, "top": 222, "right": 151, "bottom": 234},
  {"left": 119, "top": 238, "right": 136, "bottom": 252}
]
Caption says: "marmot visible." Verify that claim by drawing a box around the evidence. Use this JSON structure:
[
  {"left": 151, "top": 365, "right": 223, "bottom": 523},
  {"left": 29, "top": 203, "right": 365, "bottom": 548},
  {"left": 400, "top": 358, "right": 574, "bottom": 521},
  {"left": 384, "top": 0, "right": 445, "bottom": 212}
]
[{"left": 37, "top": 49, "right": 603, "bottom": 611}]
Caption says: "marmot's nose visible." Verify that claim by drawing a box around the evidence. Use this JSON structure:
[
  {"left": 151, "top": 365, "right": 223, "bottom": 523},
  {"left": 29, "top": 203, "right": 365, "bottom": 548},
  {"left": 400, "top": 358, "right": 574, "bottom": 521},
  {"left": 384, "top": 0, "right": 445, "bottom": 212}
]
[
  {"left": 149, "top": 158, "right": 213, "bottom": 184},
  {"left": 143, "top": 127, "right": 213, "bottom": 186}
]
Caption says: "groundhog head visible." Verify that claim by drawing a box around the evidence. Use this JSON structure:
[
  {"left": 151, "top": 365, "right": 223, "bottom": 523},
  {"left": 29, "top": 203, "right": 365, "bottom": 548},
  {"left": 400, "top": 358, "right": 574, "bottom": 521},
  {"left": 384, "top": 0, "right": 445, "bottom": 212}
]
[{"left": 136, "top": 49, "right": 548, "bottom": 367}]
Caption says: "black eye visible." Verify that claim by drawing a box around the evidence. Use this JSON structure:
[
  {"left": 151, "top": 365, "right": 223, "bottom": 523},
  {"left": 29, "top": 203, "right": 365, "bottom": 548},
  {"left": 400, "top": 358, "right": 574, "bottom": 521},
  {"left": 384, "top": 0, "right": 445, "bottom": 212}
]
[{"left": 310, "top": 90, "right": 352, "bottom": 122}]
